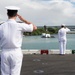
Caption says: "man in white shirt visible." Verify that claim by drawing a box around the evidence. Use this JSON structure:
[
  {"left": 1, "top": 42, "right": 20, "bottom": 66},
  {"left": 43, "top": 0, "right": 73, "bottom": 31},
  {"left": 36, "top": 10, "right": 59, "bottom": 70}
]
[
  {"left": 0, "top": 6, "right": 37, "bottom": 75},
  {"left": 58, "top": 24, "right": 70, "bottom": 55}
]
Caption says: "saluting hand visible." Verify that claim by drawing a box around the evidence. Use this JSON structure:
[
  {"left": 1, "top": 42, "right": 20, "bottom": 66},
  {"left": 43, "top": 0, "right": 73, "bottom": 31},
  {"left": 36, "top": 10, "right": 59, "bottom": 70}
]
[
  {"left": 17, "top": 14, "right": 24, "bottom": 21},
  {"left": 17, "top": 14, "right": 31, "bottom": 24}
]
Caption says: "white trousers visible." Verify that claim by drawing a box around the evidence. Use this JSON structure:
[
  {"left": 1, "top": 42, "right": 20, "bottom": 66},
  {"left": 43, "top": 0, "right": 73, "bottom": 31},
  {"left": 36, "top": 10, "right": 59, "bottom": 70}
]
[
  {"left": 1, "top": 49, "right": 23, "bottom": 75},
  {"left": 59, "top": 40, "right": 67, "bottom": 54}
]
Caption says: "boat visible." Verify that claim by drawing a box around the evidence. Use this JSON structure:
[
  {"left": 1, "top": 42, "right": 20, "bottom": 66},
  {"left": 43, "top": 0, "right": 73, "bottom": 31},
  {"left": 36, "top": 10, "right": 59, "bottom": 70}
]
[
  {"left": 41, "top": 33, "right": 55, "bottom": 38},
  {"left": 41, "top": 33, "right": 51, "bottom": 38}
]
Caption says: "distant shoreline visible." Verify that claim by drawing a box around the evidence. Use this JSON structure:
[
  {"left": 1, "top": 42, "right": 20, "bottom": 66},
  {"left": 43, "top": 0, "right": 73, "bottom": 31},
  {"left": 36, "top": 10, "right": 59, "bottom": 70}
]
[{"left": 67, "top": 31, "right": 75, "bottom": 34}]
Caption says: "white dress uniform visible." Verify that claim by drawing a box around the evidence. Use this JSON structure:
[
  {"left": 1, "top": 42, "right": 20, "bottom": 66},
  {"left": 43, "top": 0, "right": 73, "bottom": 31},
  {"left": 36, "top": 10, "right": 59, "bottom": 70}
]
[
  {"left": 0, "top": 19, "right": 33, "bottom": 75},
  {"left": 58, "top": 27, "right": 70, "bottom": 55}
]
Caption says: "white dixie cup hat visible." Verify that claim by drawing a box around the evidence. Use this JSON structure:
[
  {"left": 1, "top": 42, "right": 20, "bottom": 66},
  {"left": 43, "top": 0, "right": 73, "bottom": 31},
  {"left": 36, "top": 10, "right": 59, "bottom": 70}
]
[{"left": 5, "top": 6, "right": 20, "bottom": 10}]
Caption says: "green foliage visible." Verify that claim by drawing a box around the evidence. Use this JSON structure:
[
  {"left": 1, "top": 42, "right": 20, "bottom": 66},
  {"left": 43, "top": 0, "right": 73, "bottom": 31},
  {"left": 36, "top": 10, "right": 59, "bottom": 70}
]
[
  {"left": 23, "top": 26, "right": 59, "bottom": 36},
  {"left": 47, "top": 27, "right": 59, "bottom": 34},
  {"left": 32, "top": 28, "right": 46, "bottom": 35}
]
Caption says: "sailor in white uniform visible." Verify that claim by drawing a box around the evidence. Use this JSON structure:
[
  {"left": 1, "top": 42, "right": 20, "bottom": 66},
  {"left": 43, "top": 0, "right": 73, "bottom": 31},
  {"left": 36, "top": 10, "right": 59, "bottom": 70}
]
[
  {"left": 0, "top": 6, "right": 37, "bottom": 75},
  {"left": 58, "top": 24, "right": 70, "bottom": 55}
]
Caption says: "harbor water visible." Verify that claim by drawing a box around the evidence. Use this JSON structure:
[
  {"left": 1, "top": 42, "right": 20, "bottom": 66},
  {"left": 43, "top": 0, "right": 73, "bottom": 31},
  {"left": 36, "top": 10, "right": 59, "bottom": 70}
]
[{"left": 22, "top": 34, "right": 75, "bottom": 50}]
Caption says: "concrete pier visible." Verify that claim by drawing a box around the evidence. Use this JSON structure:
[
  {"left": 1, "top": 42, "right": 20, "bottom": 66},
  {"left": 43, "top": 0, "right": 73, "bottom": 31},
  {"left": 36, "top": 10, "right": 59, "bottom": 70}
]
[
  {"left": 22, "top": 49, "right": 72, "bottom": 54},
  {"left": 21, "top": 54, "right": 75, "bottom": 75},
  {"left": 0, "top": 49, "right": 74, "bottom": 75}
]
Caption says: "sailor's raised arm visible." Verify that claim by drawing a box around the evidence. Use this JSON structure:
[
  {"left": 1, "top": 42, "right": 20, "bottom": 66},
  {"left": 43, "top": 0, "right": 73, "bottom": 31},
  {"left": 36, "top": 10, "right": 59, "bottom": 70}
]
[
  {"left": 17, "top": 14, "right": 37, "bottom": 31},
  {"left": 17, "top": 14, "right": 31, "bottom": 24},
  {"left": 64, "top": 27, "right": 70, "bottom": 32}
]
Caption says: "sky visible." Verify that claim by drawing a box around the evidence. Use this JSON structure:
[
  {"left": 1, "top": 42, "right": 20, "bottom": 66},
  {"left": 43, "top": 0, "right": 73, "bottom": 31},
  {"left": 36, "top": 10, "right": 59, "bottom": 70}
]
[{"left": 0, "top": 0, "right": 75, "bottom": 26}]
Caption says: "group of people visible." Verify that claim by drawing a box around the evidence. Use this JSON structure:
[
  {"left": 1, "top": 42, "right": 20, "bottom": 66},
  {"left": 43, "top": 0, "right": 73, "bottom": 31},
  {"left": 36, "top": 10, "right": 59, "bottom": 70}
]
[{"left": 0, "top": 6, "right": 70, "bottom": 75}]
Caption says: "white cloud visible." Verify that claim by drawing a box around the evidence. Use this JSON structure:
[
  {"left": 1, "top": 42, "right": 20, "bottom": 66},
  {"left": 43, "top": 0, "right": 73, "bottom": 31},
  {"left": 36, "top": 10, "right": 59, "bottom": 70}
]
[
  {"left": 0, "top": 0, "right": 75, "bottom": 26},
  {"left": 70, "top": 0, "right": 75, "bottom": 2}
]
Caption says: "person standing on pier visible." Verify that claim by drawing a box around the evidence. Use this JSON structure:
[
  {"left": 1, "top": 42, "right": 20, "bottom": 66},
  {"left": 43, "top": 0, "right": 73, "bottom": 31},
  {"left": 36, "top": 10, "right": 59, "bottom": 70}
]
[
  {"left": 58, "top": 24, "right": 70, "bottom": 55},
  {"left": 0, "top": 6, "right": 37, "bottom": 75}
]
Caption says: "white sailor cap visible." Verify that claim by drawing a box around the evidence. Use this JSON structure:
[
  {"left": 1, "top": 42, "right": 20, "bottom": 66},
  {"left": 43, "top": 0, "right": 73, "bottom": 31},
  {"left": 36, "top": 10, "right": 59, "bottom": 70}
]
[
  {"left": 61, "top": 24, "right": 66, "bottom": 26},
  {"left": 5, "top": 6, "right": 20, "bottom": 10}
]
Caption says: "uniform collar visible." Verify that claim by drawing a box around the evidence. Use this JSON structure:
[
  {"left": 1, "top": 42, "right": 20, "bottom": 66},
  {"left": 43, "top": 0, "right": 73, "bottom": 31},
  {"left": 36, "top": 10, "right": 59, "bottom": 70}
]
[{"left": 7, "top": 19, "right": 16, "bottom": 22}]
